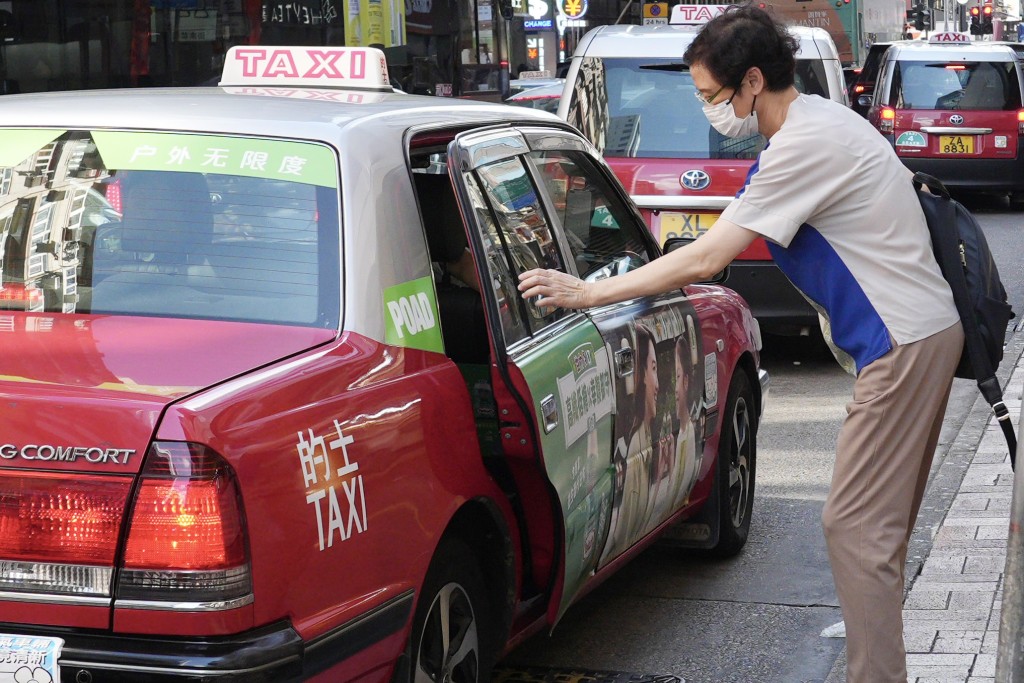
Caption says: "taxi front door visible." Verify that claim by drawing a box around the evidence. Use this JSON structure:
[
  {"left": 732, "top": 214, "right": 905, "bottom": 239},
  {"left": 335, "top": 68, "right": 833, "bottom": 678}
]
[{"left": 448, "top": 128, "right": 616, "bottom": 622}]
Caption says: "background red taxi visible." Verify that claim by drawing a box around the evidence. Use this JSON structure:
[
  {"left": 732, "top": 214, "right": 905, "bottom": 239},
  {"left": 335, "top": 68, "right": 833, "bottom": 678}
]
[
  {"left": 867, "top": 32, "right": 1024, "bottom": 201},
  {"left": 0, "top": 46, "right": 767, "bottom": 682},
  {"left": 558, "top": 5, "right": 848, "bottom": 335}
]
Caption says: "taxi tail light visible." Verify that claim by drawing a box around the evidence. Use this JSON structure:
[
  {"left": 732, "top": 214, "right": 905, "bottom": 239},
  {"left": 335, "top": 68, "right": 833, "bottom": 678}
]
[
  {"left": 1017, "top": 109, "right": 1024, "bottom": 134},
  {"left": 879, "top": 106, "right": 895, "bottom": 134},
  {"left": 116, "top": 442, "right": 252, "bottom": 603},
  {"left": 0, "top": 470, "right": 132, "bottom": 596}
]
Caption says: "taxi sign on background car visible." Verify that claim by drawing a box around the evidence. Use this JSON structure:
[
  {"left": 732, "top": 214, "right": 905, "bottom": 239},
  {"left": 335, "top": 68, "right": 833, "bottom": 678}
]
[
  {"left": 928, "top": 32, "right": 972, "bottom": 44},
  {"left": 669, "top": 4, "right": 730, "bottom": 24},
  {"left": 219, "top": 45, "right": 392, "bottom": 92}
]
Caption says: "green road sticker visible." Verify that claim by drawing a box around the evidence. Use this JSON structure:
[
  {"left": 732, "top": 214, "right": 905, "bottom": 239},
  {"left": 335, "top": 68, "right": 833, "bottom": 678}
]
[
  {"left": 0, "top": 129, "right": 66, "bottom": 167},
  {"left": 896, "top": 131, "right": 927, "bottom": 147},
  {"left": 383, "top": 276, "right": 444, "bottom": 353},
  {"left": 591, "top": 205, "right": 620, "bottom": 229},
  {"left": 92, "top": 131, "right": 338, "bottom": 187}
]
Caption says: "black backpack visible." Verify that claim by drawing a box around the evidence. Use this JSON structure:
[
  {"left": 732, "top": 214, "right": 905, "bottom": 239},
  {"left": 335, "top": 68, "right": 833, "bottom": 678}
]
[{"left": 913, "top": 172, "right": 1017, "bottom": 465}]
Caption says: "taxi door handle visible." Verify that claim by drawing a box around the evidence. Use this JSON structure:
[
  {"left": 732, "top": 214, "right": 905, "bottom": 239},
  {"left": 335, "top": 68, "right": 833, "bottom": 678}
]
[
  {"left": 541, "top": 395, "right": 558, "bottom": 434},
  {"left": 614, "top": 347, "right": 634, "bottom": 377}
]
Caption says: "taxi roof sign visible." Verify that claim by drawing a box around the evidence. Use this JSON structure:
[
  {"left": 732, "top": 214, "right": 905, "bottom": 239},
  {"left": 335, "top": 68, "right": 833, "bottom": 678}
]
[
  {"left": 928, "top": 31, "right": 972, "bottom": 44},
  {"left": 219, "top": 46, "right": 392, "bottom": 93},
  {"left": 669, "top": 4, "right": 731, "bottom": 25}
]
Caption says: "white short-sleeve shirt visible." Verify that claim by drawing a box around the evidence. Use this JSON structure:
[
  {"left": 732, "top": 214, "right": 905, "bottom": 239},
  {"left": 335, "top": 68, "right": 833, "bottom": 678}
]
[{"left": 720, "top": 94, "right": 959, "bottom": 373}]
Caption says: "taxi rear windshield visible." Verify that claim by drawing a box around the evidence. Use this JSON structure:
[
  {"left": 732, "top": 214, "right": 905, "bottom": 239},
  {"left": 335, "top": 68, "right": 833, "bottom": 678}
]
[
  {"left": 889, "top": 61, "right": 1023, "bottom": 110},
  {"left": 566, "top": 56, "right": 831, "bottom": 159},
  {"left": 0, "top": 130, "right": 340, "bottom": 328}
]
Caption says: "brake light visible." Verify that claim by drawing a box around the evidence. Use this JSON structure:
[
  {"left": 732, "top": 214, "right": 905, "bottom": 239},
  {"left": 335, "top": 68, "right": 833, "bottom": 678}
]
[
  {"left": 854, "top": 84, "right": 865, "bottom": 94},
  {"left": 117, "top": 442, "right": 251, "bottom": 603},
  {"left": 879, "top": 106, "right": 895, "bottom": 133},
  {"left": 1018, "top": 109, "right": 1024, "bottom": 134},
  {"left": 0, "top": 470, "right": 132, "bottom": 595},
  {"left": 945, "top": 65, "right": 966, "bottom": 71}
]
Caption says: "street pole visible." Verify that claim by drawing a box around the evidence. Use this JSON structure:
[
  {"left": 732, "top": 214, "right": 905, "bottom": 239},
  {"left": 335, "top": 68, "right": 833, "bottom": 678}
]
[{"left": 997, "top": 413, "right": 1024, "bottom": 682}]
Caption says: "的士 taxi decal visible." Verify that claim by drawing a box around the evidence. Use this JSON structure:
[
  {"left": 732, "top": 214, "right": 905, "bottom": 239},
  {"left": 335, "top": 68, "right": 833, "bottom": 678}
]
[{"left": 296, "top": 420, "right": 367, "bottom": 552}]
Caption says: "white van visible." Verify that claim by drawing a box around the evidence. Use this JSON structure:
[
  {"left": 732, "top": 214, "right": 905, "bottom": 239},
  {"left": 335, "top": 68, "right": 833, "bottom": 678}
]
[{"left": 557, "top": 9, "right": 847, "bottom": 334}]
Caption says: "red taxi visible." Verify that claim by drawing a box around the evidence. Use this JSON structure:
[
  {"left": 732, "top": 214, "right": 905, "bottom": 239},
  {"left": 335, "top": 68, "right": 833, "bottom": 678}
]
[
  {"left": 557, "top": 5, "right": 849, "bottom": 335},
  {"left": 867, "top": 32, "right": 1024, "bottom": 200},
  {"left": 0, "top": 47, "right": 767, "bottom": 681}
]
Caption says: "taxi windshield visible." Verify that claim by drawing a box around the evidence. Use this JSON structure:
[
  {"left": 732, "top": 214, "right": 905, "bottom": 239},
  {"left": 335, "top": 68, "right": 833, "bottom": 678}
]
[
  {"left": 891, "top": 61, "right": 1022, "bottom": 110},
  {"left": 0, "top": 130, "right": 340, "bottom": 328},
  {"left": 566, "top": 56, "right": 832, "bottom": 159}
]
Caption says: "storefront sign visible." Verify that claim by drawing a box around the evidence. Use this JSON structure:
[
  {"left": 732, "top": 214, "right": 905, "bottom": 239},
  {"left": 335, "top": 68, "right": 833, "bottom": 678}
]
[{"left": 524, "top": 18, "right": 553, "bottom": 29}]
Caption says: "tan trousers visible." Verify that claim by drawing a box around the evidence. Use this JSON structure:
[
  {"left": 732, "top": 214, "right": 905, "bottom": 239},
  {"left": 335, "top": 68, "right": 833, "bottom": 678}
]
[{"left": 822, "top": 322, "right": 964, "bottom": 683}]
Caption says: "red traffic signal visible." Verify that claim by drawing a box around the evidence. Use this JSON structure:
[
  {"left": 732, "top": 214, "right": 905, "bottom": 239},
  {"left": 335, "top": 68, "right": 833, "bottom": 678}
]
[
  {"left": 983, "top": 4, "right": 993, "bottom": 15},
  {"left": 970, "top": 6, "right": 980, "bottom": 16}
]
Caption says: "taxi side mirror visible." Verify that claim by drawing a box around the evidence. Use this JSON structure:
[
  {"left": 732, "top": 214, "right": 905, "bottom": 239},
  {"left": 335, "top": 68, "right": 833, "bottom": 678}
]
[
  {"left": 663, "top": 236, "right": 730, "bottom": 285},
  {"left": 857, "top": 94, "right": 872, "bottom": 107}
]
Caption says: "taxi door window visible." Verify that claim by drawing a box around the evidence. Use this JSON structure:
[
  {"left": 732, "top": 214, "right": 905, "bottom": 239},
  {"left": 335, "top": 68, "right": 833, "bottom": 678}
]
[
  {"left": 529, "top": 150, "right": 651, "bottom": 281},
  {"left": 462, "top": 157, "right": 570, "bottom": 345}
]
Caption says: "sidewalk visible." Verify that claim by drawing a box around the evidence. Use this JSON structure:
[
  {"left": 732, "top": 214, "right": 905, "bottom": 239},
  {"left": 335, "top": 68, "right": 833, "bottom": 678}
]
[{"left": 826, "top": 332, "right": 1024, "bottom": 683}]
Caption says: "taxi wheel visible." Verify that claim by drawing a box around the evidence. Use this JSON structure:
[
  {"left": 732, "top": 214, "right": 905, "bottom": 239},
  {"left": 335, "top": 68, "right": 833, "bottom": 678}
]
[
  {"left": 410, "top": 537, "right": 494, "bottom": 683},
  {"left": 710, "top": 371, "right": 756, "bottom": 558}
]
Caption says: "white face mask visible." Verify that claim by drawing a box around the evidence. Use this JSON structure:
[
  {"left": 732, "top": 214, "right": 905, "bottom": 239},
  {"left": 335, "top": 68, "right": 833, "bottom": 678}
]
[{"left": 702, "top": 94, "right": 759, "bottom": 138}]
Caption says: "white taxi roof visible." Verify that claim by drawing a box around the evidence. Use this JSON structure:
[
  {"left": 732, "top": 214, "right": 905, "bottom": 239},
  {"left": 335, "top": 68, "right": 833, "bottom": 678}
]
[
  {"left": 573, "top": 22, "right": 834, "bottom": 61},
  {"left": 0, "top": 87, "right": 558, "bottom": 144},
  {"left": 886, "top": 39, "right": 1018, "bottom": 62}
]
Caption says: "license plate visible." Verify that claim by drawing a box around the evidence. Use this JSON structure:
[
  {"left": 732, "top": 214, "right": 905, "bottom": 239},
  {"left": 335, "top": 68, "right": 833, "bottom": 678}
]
[
  {"left": 0, "top": 634, "right": 63, "bottom": 681},
  {"left": 657, "top": 211, "right": 719, "bottom": 244},
  {"left": 939, "top": 135, "right": 974, "bottom": 154}
]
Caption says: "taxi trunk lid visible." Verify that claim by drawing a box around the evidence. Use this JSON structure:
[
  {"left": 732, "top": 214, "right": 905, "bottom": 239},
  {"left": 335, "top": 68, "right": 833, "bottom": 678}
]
[{"left": 1, "top": 314, "right": 334, "bottom": 474}]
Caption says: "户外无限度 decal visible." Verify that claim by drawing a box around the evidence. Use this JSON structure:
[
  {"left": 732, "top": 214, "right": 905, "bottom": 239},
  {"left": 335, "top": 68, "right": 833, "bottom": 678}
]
[{"left": 91, "top": 130, "right": 338, "bottom": 187}]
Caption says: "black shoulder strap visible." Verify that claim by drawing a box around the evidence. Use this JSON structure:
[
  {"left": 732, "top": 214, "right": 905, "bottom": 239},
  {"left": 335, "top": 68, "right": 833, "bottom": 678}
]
[{"left": 913, "top": 172, "right": 1017, "bottom": 468}]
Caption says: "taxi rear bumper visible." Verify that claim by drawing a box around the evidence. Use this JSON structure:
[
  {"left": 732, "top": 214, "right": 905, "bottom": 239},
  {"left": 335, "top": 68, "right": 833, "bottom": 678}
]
[
  {"left": 2, "top": 590, "right": 412, "bottom": 681},
  {"left": 893, "top": 139, "right": 1024, "bottom": 193},
  {"left": 721, "top": 261, "right": 818, "bottom": 334}
]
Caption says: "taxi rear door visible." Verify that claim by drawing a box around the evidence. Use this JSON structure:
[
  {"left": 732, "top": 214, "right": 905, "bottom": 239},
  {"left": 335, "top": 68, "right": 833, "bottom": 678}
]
[{"left": 448, "top": 128, "right": 616, "bottom": 621}]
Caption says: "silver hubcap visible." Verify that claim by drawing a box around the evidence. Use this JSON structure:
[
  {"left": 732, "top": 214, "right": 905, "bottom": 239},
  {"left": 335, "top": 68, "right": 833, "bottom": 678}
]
[
  {"left": 728, "top": 395, "right": 752, "bottom": 529},
  {"left": 414, "top": 582, "right": 480, "bottom": 683}
]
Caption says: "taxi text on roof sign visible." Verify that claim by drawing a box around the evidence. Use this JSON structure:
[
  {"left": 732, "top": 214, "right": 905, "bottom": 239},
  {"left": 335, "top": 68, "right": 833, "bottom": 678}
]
[
  {"left": 669, "top": 4, "right": 731, "bottom": 25},
  {"left": 219, "top": 46, "right": 392, "bottom": 92},
  {"left": 929, "top": 31, "right": 972, "bottom": 44}
]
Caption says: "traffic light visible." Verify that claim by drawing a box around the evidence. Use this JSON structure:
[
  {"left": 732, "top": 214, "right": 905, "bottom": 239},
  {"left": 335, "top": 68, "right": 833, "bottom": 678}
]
[
  {"left": 969, "top": 5, "right": 981, "bottom": 35},
  {"left": 982, "top": 3, "right": 994, "bottom": 34},
  {"left": 914, "top": 3, "right": 928, "bottom": 31}
]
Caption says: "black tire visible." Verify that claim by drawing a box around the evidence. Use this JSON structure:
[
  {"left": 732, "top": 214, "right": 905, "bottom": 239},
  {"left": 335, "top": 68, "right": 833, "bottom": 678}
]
[
  {"left": 409, "top": 537, "right": 495, "bottom": 683},
  {"left": 709, "top": 370, "right": 757, "bottom": 557}
]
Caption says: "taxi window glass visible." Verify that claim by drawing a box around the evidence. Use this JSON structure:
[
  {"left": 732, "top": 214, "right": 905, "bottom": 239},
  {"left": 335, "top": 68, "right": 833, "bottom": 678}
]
[
  {"left": 890, "top": 61, "right": 1022, "bottom": 110},
  {"left": 529, "top": 150, "right": 651, "bottom": 280},
  {"left": 462, "top": 157, "right": 570, "bottom": 343},
  {"left": 0, "top": 130, "right": 340, "bottom": 328}
]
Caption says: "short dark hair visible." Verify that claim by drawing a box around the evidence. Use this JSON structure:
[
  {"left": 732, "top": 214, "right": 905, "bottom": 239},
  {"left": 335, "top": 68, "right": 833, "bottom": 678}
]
[{"left": 683, "top": 5, "right": 799, "bottom": 92}]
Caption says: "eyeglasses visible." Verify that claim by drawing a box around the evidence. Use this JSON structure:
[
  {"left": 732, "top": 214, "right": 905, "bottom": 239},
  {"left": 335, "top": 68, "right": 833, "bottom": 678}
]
[{"left": 694, "top": 83, "right": 733, "bottom": 105}]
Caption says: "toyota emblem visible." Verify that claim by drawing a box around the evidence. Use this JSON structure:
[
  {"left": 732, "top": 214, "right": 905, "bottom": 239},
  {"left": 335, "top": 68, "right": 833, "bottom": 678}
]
[
  {"left": 681, "top": 169, "right": 711, "bottom": 191},
  {"left": 949, "top": 114, "right": 964, "bottom": 125}
]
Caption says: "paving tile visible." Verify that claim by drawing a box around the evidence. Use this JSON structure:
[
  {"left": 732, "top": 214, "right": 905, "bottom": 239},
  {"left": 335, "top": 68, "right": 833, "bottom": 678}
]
[{"left": 932, "top": 631, "right": 984, "bottom": 654}]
